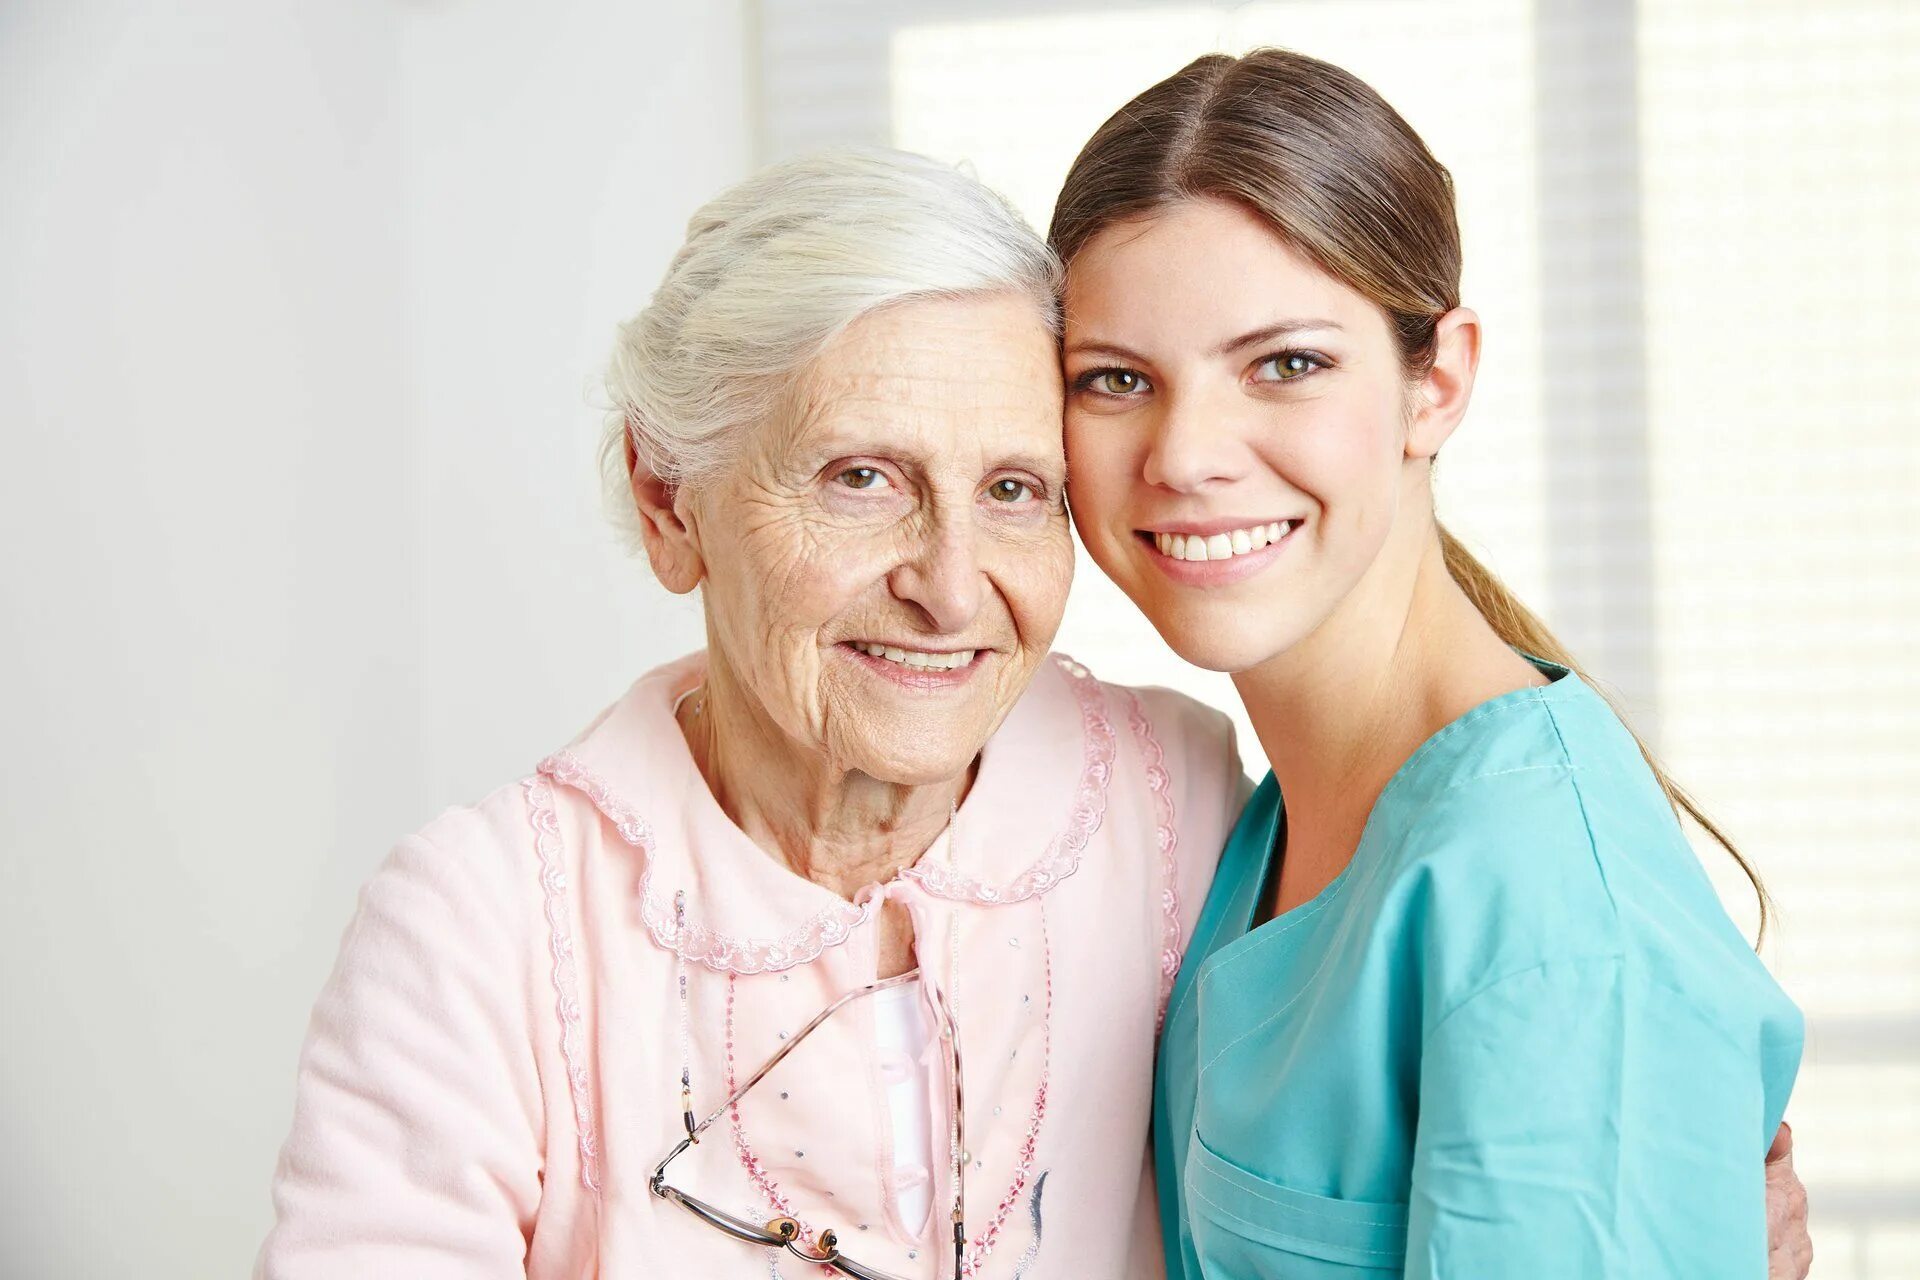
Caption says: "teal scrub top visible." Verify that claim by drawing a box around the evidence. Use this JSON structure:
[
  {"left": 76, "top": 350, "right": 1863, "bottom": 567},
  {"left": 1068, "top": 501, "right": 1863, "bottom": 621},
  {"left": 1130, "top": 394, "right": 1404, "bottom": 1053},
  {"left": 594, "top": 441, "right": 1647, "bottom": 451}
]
[{"left": 1155, "top": 659, "right": 1803, "bottom": 1279}]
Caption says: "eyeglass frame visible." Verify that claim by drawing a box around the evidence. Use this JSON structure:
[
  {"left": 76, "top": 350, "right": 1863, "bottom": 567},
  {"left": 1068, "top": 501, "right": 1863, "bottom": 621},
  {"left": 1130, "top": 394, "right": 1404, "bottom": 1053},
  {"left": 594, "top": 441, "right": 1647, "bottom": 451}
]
[{"left": 649, "top": 969, "right": 969, "bottom": 1280}]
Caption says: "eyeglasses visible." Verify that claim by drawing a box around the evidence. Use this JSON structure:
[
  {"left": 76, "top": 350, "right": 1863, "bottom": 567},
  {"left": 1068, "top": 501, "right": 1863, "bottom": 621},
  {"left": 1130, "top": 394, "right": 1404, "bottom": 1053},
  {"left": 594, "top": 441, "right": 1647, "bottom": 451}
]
[{"left": 650, "top": 970, "right": 969, "bottom": 1279}]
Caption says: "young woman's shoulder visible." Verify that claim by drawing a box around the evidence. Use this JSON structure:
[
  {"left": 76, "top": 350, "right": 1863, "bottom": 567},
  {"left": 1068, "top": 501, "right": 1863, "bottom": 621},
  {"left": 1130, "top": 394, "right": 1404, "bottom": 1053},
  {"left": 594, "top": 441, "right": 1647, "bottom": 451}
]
[
  {"left": 1368, "top": 673, "right": 1796, "bottom": 1052},
  {"left": 1377, "top": 669, "right": 1686, "bottom": 898}
]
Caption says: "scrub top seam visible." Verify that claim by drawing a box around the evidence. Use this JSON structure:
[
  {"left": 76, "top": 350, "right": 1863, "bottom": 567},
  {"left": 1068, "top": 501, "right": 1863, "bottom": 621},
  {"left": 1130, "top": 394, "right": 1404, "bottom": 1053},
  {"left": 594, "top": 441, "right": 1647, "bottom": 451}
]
[
  {"left": 1534, "top": 690, "right": 1773, "bottom": 1062},
  {"left": 1193, "top": 885, "right": 1340, "bottom": 994},
  {"left": 1368, "top": 675, "right": 1576, "bottom": 813},
  {"left": 1189, "top": 1131, "right": 1408, "bottom": 1227},
  {"left": 1419, "top": 950, "right": 1627, "bottom": 1049},
  {"left": 1184, "top": 1183, "right": 1404, "bottom": 1260},
  {"left": 1193, "top": 814, "right": 1408, "bottom": 1079},
  {"left": 1195, "top": 753, "right": 1583, "bottom": 994},
  {"left": 1541, "top": 693, "right": 1621, "bottom": 921},
  {"left": 1177, "top": 669, "right": 1591, "bottom": 1074}
]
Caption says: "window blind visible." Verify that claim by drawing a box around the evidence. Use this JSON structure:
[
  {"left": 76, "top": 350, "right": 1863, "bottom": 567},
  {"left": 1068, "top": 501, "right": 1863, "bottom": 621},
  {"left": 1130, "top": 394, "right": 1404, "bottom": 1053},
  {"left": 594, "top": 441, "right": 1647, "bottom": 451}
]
[{"left": 754, "top": 3, "right": 1920, "bottom": 1267}]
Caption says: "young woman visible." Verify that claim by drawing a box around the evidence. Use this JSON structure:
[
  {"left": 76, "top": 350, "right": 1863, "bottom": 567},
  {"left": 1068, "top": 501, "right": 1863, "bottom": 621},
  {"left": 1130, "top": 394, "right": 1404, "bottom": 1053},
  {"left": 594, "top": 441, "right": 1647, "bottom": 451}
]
[{"left": 1051, "top": 50, "right": 1804, "bottom": 1278}]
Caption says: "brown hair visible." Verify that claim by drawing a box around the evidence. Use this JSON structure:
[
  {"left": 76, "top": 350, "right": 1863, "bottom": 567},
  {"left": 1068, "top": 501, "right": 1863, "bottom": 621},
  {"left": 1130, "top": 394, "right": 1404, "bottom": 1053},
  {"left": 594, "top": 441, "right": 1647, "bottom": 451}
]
[{"left": 1050, "top": 48, "right": 1770, "bottom": 940}]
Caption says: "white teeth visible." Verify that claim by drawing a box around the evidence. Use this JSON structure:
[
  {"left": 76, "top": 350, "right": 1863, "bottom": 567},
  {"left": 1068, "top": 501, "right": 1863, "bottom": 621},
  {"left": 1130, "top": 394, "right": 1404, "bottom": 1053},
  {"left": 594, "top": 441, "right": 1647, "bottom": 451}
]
[
  {"left": 1149, "top": 520, "right": 1297, "bottom": 563},
  {"left": 856, "top": 643, "right": 975, "bottom": 671}
]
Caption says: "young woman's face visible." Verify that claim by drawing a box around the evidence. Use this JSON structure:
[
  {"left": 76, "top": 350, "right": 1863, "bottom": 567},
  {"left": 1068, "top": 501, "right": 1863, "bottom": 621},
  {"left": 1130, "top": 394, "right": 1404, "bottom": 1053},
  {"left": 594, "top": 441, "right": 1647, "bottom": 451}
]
[{"left": 1062, "top": 197, "right": 1448, "bottom": 674}]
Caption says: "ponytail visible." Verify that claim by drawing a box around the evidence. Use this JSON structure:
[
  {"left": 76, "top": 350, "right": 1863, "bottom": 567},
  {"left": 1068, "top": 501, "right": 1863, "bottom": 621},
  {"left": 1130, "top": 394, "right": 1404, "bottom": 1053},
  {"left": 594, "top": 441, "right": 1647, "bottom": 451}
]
[{"left": 1438, "top": 524, "right": 1773, "bottom": 945}]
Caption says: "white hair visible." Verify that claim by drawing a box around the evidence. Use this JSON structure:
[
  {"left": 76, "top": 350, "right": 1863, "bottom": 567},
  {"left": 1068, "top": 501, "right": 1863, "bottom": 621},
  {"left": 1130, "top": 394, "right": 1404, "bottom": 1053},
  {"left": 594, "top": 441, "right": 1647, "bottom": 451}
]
[{"left": 600, "top": 146, "right": 1061, "bottom": 527}]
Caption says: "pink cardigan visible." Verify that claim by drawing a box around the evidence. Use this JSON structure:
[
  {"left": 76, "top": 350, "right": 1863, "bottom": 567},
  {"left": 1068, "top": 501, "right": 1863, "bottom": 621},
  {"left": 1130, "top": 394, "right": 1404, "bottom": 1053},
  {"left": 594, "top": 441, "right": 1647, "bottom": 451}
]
[{"left": 257, "top": 652, "right": 1246, "bottom": 1278}]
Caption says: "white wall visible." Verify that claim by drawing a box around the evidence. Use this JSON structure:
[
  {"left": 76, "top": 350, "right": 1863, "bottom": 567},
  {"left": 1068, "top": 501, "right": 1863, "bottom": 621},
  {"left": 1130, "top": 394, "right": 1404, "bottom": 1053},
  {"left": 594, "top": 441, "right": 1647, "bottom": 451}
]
[
  {"left": 0, "top": 3, "right": 749, "bottom": 1274},
  {"left": 400, "top": 0, "right": 748, "bottom": 809}
]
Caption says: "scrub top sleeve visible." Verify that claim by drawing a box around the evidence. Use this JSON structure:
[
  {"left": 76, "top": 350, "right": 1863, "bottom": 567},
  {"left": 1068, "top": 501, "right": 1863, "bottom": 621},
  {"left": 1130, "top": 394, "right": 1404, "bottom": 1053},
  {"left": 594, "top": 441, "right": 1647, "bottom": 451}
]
[{"left": 1406, "top": 956, "right": 1771, "bottom": 1280}]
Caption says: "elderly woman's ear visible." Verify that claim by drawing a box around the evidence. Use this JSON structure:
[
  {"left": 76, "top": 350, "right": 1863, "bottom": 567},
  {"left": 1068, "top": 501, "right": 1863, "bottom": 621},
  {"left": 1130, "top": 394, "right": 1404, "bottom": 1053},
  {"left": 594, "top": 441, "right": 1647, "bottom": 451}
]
[{"left": 626, "top": 434, "right": 705, "bottom": 594}]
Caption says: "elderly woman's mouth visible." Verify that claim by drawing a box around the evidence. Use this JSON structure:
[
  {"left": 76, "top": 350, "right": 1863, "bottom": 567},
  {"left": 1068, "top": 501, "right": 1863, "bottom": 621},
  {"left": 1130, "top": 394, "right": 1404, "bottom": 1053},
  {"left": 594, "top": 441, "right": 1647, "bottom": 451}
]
[{"left": 839, "top": 640, "right": 985, "bottom": 685}]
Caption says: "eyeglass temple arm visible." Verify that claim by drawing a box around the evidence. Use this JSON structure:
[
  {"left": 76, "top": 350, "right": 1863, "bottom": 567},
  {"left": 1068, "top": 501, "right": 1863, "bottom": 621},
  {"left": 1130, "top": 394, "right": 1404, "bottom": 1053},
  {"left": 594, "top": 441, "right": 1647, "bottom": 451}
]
[
  {"left": 684, "top": 971, "right": 921, "bottom": 1141},
  {"left": 651, "top": 1135, "right": 693, "bottom": 1192},
  {"left": 926, "top": 975, "right": 968, "bottom": 1277}
]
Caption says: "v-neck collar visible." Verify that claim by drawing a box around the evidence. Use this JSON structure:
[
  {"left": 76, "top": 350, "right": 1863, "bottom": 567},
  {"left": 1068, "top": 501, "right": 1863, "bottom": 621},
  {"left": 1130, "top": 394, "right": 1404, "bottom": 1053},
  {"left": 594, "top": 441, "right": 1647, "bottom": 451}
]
[{"left": 1164, "top": 653, "right": 1585, "bottom": 1031}]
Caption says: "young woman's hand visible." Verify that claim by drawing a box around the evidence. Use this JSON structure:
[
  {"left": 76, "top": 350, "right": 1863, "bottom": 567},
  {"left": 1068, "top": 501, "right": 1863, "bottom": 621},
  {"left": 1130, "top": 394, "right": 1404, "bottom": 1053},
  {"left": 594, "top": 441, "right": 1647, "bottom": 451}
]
[{"left": 1765, "top": 1123, "right": 1813, "bottom": 1280}]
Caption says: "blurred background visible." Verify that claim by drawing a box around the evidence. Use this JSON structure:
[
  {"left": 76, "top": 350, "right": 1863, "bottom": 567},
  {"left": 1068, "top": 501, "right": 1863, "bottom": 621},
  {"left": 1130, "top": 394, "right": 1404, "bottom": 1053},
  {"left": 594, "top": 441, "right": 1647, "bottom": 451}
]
[{"left": 1, "top": 1, "right": 1913, "bottom": 1275}]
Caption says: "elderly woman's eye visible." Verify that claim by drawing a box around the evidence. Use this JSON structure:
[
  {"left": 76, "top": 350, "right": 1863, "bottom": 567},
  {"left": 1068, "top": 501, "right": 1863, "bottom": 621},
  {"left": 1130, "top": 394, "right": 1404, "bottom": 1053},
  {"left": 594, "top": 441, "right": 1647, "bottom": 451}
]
[
  {"left": 835, "top": 466, "right": 890, "bottom": 491},
  {"left": 1253, "top": 350, "right": 1327, "bottom": 383},
  {"left": 987, "top": 477, "right": 1036, "bottom": 503}
]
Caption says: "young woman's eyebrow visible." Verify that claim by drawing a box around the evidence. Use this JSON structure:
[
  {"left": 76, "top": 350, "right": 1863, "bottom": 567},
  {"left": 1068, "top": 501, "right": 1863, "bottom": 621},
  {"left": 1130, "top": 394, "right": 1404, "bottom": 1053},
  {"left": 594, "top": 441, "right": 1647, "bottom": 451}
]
[
  {"left": 1065, "top": 320, "right": 1345, "bottom": 365},
  {"left": 1212, "top": 318, "right": 1344, "bottom": 358}
]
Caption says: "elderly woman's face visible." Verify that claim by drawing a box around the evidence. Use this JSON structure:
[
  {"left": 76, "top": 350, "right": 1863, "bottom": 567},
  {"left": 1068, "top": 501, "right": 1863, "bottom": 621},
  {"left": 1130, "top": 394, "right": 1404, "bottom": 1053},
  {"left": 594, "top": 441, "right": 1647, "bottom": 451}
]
[{"left": 687, "top": 291, "right": 1072, "bottom": 785}]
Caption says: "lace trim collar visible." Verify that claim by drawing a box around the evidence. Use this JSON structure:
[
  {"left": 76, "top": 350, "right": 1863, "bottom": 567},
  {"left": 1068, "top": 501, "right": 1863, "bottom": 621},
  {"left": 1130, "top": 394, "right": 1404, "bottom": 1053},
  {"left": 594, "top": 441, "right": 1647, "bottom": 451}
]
[{"left": 536, "top": 653, "right": 1116, "bottom": 976}]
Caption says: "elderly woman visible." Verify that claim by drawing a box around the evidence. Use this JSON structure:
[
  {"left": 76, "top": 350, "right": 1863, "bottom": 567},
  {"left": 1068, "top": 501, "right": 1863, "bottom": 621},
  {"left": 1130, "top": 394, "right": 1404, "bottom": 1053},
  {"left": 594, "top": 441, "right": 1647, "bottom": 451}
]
[{"left": 256, "top": 149, "right": 1244, "bottom": 1278}]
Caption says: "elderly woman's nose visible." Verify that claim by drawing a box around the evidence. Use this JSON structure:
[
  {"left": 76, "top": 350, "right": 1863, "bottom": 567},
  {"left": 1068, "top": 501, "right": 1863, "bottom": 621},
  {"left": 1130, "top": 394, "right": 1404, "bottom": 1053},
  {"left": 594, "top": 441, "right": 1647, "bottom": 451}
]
[{"left": 887, "top": 520, "right": 987, "bottom": 633}]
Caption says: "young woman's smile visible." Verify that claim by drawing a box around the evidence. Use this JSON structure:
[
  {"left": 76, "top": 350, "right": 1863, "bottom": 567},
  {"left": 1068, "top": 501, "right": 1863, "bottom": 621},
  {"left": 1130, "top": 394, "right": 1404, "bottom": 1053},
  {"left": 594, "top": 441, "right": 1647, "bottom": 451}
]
[{"left": 1134, "top": 516, "right": 1305, "bottom": 586}]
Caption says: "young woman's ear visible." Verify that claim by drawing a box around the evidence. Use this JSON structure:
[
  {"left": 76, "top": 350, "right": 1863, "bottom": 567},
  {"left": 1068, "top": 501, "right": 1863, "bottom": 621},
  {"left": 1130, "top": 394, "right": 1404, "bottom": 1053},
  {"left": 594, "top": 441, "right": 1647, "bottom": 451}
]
[
  {"left": 1405, "top": 307, "right": 1481, "bottom": 461},
  {"left": 625, "top": 434, "right": 705, "bottom": 594}
]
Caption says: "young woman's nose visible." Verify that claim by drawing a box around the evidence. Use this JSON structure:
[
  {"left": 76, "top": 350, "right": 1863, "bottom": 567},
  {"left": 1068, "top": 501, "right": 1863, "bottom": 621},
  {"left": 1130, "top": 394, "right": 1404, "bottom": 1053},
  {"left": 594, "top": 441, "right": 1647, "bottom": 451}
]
[
  {"left": 1141, "top": 387, "right": 1247, "bottom": 493},
  {"left": 886, "top": 514, "right": 985, "bottom": 634}
]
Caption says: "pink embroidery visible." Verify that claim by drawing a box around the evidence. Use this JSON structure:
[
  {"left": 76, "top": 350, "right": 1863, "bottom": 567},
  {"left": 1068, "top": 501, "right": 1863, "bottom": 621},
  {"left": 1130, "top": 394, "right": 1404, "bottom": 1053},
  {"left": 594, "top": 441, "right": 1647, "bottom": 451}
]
[
  {"left": 904, "top": 655, "right": 1117, "bottom": 905},
  {"left": 539, "top": 750, "right": 657, "bottom": 847},
  {"left": 539, "top": 750, "right": 876, "bottom": 977},
  {"left": 539, "top": 652, "right": 1118, "bottom": 973},
  {"left": 648, "top": 881, "right": 871, "bottom": 978},
  {"left": 721, "top": 975, "right": 816, "bottom": 1242},
  {"left": 522, "top": 775, "right": 602, "bottom": 1193},
  {"left": 1122, "top": 690, "right": 1183, "bottom": 1030},
  {"left": 963, "top": 903, "right": 1053, "bottom": 1274}
]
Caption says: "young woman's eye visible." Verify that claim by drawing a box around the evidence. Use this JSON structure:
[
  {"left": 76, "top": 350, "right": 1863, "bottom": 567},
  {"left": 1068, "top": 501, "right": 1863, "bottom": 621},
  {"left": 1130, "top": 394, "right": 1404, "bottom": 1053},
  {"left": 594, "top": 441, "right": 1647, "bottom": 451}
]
[
  {"left": 1253, "top": 350, "right": 1326, "bottom": 383},
  {"left": 1074, "top": 368, "right": 1151, "bottom": 397},
  {"left": 986, "top": 477, "right": 1036, "bottom": 503},
  {"left": 835, "top": 466, "right": 891, "bottom": 491}
]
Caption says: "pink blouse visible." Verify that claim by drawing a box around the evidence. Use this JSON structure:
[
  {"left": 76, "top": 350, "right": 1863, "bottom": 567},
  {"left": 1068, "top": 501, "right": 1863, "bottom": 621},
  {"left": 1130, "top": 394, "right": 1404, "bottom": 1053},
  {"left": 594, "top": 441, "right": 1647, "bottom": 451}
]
[{"left": 257, "top": 652, "right": 1246, "bottom": 1278}]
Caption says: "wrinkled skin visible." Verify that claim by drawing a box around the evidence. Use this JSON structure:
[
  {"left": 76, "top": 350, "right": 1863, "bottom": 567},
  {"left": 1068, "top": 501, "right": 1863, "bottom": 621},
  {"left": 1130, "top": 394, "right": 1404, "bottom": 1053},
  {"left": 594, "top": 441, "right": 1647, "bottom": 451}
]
[
  {"left": 631, "top": 290, "right": 1073, "bottom": 971},
  {"left": 663, "top": 289, "right": 1071, "bottom": 790},
  {"left": 1767, "top": 1124, "right": 1814, "bottom": 1279}
]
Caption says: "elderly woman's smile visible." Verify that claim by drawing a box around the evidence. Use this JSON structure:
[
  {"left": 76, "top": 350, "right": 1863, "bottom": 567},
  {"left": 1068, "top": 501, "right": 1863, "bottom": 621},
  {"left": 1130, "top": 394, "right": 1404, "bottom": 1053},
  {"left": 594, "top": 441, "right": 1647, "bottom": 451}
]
[{"left": 668, "top": 290, "right": 1073, "bottom": 791}]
